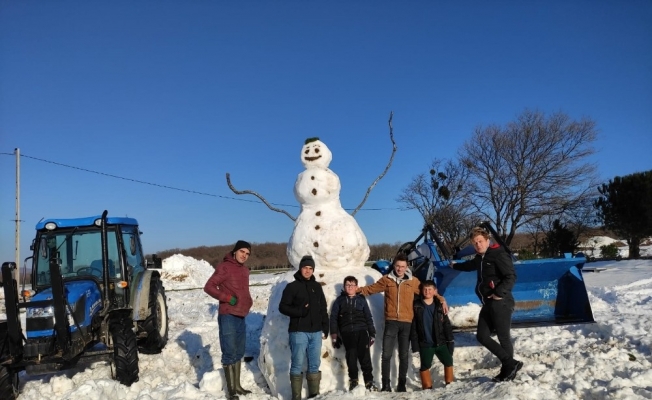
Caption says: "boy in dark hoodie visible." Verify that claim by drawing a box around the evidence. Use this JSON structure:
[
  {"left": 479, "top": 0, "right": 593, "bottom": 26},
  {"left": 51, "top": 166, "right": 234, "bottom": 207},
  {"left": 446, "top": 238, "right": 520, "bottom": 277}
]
[
  {"left": 329, "top": 276, "right": 377, "bottom": 391},
  {"left": 410, "top": 280, "right": 455, "bottom": 389}
]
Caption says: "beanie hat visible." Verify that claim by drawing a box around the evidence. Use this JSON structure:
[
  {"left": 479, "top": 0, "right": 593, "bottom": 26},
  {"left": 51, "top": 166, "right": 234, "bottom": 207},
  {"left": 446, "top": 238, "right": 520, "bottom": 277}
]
[
  {"left": 232, "top": 240, "right": 251, "bottom": 253},
  {"left": 299, "top": 255, "right": 315, "bottom": 269}
]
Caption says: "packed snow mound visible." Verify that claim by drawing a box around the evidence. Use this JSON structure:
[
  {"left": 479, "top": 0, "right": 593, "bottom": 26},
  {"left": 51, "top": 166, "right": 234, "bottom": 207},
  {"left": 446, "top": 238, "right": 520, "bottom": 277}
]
[{"left": 160, "top": 254, "right": 215, "bottom": 290}]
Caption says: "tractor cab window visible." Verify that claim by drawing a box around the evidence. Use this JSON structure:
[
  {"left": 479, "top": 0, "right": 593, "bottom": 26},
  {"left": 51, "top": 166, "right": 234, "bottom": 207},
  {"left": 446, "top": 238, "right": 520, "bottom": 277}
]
[
  {"left": 121, "top": 227, "right": 145, "bottom": 279},
  {"left": 34, "top": 229, "right": 120, "bottom": 286}
]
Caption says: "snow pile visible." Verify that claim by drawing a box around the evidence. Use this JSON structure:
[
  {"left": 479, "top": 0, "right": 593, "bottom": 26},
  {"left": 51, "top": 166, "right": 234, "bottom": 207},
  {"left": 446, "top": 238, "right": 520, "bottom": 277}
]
[
  {"left": 159, "top": 253, "right": 215, "bottom": 290},
  {"left": 7, "top": 254, "right": 652, "bottom": 400}
]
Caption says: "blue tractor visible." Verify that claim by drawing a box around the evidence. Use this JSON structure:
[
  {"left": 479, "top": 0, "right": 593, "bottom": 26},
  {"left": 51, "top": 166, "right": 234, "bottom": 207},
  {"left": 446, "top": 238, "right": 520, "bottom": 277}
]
[
  {"left": 0, "top": 211, "right": 169, "bottom": 399},
  {"left": 390, "top": 222, "right": 594, "bottom": 330}
]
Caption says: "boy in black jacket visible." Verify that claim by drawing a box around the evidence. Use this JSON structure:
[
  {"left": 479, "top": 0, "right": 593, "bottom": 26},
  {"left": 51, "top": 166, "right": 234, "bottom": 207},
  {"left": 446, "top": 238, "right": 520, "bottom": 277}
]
[
  {"left": 330, "top": 276, "right": 377, "bottom": 391},
  {"left": 410, "top": 280, "right": 455, "bottom": 389},
  {"left": 279, "top": 255, "right": 329, "bottom": 400}
]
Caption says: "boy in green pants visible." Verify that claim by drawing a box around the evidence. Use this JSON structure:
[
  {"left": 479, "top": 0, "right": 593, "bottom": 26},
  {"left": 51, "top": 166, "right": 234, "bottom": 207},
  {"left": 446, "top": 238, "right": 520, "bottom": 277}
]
[{"left": 410, "top": 280, "right": 455, "bottom": 389}]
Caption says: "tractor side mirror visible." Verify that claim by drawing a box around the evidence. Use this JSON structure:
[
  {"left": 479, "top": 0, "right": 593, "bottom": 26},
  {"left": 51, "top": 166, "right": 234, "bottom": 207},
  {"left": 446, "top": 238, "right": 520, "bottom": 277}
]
[{"left": 147, "top": 254, "right": 162, "bottom": 269}]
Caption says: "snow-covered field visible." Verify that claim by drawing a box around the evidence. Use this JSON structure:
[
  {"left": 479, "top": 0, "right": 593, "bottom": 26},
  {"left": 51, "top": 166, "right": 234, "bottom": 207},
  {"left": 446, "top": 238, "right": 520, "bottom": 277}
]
[{"left": 4, "top": 251, "right": 652, "bottom": 400}]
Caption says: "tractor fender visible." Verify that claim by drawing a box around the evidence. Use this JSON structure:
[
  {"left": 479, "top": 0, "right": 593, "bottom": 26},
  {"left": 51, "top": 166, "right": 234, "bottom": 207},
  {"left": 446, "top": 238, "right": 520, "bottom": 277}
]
[{"left": 131, "top": 270, "right": 161, "bottom": 321}]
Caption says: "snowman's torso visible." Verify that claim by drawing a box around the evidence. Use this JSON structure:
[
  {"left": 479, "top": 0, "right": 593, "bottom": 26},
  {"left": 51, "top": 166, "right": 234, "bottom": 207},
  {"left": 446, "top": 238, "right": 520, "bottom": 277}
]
[{"left": 288, "top": 168, "right": 369, "bottom": 269}]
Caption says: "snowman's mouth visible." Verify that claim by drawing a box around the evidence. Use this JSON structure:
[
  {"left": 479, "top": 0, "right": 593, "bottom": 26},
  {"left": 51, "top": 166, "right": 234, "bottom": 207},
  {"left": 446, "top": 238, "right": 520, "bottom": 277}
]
[{"left": 304, "top": 155, "right": 322, "bottom": 162}]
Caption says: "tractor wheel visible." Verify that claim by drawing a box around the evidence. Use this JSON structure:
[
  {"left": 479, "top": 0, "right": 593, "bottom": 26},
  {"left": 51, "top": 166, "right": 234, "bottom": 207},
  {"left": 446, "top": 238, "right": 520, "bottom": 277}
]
[
  {"left": 138, "top": 276, "right": 169, "bottom": 354},
  {"left": 0, "top": 365, "right": 19, "bottom": 400},
  {"left": 110, "top": 316, "right": 139, "bottom": 386}
]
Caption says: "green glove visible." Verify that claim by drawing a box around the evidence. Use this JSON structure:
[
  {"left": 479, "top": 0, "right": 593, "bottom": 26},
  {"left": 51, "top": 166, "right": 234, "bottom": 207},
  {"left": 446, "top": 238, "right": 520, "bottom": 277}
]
[{"left": 228, "top": 296, "right": 237, "bottom": 306}]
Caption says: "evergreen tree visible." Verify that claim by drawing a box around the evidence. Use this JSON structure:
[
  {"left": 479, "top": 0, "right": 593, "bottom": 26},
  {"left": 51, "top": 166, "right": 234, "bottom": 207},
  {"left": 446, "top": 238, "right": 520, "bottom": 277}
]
[{"left": 594, "top": 170, "right": 652, "bottom": 258}]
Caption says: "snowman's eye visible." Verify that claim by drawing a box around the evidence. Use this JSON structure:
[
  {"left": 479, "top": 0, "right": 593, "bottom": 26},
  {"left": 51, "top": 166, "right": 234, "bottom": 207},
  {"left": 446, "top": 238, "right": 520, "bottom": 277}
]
[
  {"left": 304, "top": 149, "right": 309, "bottom": 154},
  {"left": 315, "top": 148, "right": 320, "bottom": 154}
]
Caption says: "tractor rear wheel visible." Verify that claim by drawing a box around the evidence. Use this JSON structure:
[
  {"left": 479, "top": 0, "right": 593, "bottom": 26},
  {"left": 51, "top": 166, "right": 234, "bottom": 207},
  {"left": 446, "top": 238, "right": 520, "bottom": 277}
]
[
  {"left": 0, "top": 365, "right": 18, "bottom": 400},
  {"left": 138, "top": 276, "right": 169, "bottom": 354},
  {"left": 110, "top": 316, "right": 139, "bottom": 386}
]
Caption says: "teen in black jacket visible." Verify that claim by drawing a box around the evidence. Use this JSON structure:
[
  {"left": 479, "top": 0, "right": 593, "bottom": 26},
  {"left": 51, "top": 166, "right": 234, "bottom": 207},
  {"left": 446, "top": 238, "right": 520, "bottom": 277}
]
[{"left": 452, "top": 227, "right": 522, "bottom": 382}]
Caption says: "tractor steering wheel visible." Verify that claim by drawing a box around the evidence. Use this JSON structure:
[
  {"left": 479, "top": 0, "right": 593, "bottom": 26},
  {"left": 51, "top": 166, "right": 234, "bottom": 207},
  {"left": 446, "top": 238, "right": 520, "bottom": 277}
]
[{"left": 77, "top": 266, "right": 103, "bottom": 278}]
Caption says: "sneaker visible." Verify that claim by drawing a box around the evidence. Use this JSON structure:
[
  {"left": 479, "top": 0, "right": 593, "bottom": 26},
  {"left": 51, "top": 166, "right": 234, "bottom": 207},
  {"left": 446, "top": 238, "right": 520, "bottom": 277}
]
[
  {"left": 364, "top": 381, "right": 378, "bottom": 391},
  {"left": 349, "top": 380, "right": 358, "bottom": 390}
]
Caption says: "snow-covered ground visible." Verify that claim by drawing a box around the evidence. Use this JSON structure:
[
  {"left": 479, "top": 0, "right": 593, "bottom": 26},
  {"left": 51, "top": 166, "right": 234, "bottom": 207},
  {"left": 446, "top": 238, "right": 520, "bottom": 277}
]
[{"left": 4, "top": 251, "right": 652, "bottom": 400}]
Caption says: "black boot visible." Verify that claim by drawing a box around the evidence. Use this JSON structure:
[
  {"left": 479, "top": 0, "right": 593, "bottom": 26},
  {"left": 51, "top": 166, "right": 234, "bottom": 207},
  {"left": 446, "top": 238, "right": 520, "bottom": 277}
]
[
  {"left": 234, "top": 361, "right": 251, "bottom": 395},
  {"left": 306, "top": 371, "right": 321, "bottom": 398},
  {"left": 290, "top": 374, "right": 303, "bottom": 400},
  {"left": 493, "top": 359, "right": 523, "bottom": 382},
  {"left": 380, "top": 379, "right": 392, "bottom": 392},
  {"left": 396, "top": 377, "right": 407, "bottom": 392},
  {"left": 223, "top": 364, "right": 239, "bottom": 400},
  {"left": 364, "top": 380, "right": 378, "bottom": 391},
  {"left": 349, "top": 379, "right": 358, "bottom": 390}
]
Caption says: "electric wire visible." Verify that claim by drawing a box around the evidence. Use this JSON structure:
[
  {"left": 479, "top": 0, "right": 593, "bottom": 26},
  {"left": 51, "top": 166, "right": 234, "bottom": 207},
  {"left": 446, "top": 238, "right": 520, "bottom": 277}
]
[{"left": 1, "top": 152, "right": 402, "bottom": 211}]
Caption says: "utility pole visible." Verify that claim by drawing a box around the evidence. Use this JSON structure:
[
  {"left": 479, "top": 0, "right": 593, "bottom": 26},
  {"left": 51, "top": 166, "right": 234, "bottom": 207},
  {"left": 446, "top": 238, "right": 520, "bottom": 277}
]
[{"left": 15, "top": 148, "right": 20, "bottom": 285}]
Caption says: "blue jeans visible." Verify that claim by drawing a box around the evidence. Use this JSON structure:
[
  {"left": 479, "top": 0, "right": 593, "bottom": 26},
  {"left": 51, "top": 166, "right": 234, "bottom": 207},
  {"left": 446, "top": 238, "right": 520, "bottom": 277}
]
[
  {"left": 218, "top": 314, "right": 246, "bottom": 365},
  {"left": 289, "top": 331, "right": 322, "bottom": 375}
]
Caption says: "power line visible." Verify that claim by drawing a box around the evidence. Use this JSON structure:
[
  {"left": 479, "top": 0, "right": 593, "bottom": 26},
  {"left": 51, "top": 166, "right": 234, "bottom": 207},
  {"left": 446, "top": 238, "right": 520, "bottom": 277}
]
[{"left": 1, "top": 152, "right": 402, "bottom": 211}]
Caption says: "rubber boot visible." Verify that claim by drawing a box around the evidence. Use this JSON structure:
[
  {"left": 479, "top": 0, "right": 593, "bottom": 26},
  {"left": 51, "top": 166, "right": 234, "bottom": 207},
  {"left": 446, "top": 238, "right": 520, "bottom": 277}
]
[
  {"left": 306, "top": 371, "right": 321, "bottom": 398},
  {"left": 233, "top": 361, "right": 251, "bottom": 395},
  {"left": 223, "top": 364, "right": 239, "bottom": 400},
  {"left": 290, "top": 374, "right": 303, "bottom": 400},
  {"left": 444, "top": 366, "right": 454, "bottom": 385},
  {"left": 420, "top": 369, "right": 432, "bottom": 389}
]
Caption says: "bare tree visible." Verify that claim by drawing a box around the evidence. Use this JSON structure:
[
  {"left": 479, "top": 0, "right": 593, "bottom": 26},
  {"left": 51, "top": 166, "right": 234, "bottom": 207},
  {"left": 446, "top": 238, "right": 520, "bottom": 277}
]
[
  {"left": 460, "top": 109, "right": 598, "bottom": 245},
  {"left": 397, "top": 158, "right": 475, "bottom": 250}
]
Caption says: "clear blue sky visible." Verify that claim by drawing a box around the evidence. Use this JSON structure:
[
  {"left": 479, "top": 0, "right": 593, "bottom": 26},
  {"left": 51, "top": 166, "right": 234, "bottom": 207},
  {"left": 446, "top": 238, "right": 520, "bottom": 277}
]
[{"left": 1, "top": 1, "right": 651, "bottom": 264}]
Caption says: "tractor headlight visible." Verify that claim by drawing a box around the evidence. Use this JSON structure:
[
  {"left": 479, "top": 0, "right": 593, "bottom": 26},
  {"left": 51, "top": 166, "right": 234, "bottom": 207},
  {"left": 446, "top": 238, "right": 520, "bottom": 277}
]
[
  {"left": 27, "top": 306, "right": 54, "bottom": 318},
  {"left": 44, "top": 222, "right": 57, "bottom": 230}
]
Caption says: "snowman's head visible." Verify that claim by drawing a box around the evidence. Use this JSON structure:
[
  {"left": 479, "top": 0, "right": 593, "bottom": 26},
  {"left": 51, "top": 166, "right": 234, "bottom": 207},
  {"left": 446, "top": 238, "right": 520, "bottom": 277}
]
[{"left": 301, "top": 138, "right": 332, "bottom": 169}]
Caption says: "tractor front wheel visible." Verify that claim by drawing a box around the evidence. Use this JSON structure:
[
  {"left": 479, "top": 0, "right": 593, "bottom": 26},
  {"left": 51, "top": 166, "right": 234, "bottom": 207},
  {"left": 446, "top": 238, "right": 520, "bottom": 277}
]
[
  {"left": 110, "top": 316, "right": 139, "bottom": 386},
  {"left": 138, "top": 276, "right": 169, "bottom": 354}
]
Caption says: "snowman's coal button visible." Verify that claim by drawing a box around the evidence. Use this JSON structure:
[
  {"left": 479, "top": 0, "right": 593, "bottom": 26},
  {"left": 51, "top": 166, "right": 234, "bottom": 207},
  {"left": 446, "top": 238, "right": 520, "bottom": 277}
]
[
  {"left": 313, "top": 241, "right": 319, "bottom": 247},
  {"left": 311, "top": 176, "right": 315, "bottom": 180},
  {"left": 316, "top": 211, "right": 321, "bottom": 216},
  {"left": 315, "top": 225, "right": 320, "bottom": 230},
  {"left": 312, "top": 188, "right": 317, "bottom": 195}
]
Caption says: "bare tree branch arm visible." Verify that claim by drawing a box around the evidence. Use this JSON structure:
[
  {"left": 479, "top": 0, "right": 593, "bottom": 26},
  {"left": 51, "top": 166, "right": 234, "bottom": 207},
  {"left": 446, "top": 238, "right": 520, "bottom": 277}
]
[
  {"left": 352, "top": 111, "right": 398, "bottom": 216},
  {"left": 225, "top": 173, "right": 296, "bottom": 221}
]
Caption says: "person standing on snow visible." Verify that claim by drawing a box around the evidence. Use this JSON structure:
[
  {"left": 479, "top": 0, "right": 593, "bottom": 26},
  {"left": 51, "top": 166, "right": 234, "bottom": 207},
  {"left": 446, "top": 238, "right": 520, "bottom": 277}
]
[
  {"left": 204, "top": 240, "right": 254, "bottom": 400},
  {"left": 279, "top": 255, "right": 329, "bottom": 400},
  {"left": 451, "top": 227, "right": 523, "bottom": 382},
  {"left": 357, "top": 253, "right": 448, "bottom": 392},
  {"left": 410, "top": 280, "right": 455, "bottom": 389},
  {"left": 329, "top": 275, "right": 378, "bottom": 392}
]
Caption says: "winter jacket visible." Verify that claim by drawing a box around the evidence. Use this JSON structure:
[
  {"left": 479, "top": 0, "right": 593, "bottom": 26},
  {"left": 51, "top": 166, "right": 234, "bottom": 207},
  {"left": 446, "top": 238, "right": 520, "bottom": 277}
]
[
  {"left": 410, "top": 297, "right": 454, "bottom": 352},
  {"left": 279, "top": 270, "right": 329, "bottom": 336},
  {"left": 453, "top": 244, "right": 516, "bottom": 303},
  {"left": 330, "top": 293, "right": 376, "bottom": 337},
  {"left": 203, "top": 252, "right": 253, "bottom": 317},
  {"left": 359, "top": 269, "right": 446, "bottom": 323}
]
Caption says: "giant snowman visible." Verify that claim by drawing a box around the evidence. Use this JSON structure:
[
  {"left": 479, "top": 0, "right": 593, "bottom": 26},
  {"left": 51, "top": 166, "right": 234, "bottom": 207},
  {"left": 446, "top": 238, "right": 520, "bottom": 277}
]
[{"left": 257, "top": 138, "right": 415, "bottom": 399}]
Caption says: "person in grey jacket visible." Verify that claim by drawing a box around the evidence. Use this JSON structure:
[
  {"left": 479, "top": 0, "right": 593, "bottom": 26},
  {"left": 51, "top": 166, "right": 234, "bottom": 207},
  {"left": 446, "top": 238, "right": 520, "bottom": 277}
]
[{"left": 330, "top": 275, "right": 377, "bottom": 391}]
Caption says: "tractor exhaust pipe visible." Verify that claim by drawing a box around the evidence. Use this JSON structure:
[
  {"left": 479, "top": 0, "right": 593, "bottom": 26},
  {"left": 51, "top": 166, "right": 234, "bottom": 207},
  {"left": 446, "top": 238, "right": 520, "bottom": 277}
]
[{"left": 100, "top": 210, "right": 113, "bottom": 309}]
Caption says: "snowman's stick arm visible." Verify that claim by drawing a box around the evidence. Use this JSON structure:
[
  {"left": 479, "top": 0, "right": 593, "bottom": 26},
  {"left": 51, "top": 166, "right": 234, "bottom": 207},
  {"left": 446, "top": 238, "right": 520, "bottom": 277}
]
[
  {"left": 351, "top": 111, "right": 397, "bottom": 216},
  {"left": 225, "top": 173, "right": 297, "bottom": 221}
]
